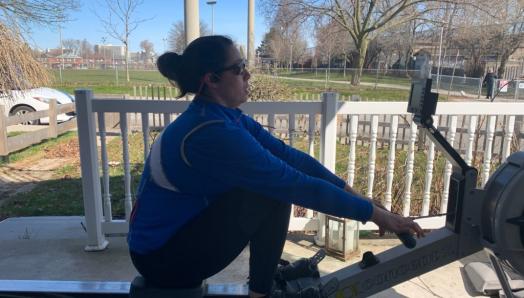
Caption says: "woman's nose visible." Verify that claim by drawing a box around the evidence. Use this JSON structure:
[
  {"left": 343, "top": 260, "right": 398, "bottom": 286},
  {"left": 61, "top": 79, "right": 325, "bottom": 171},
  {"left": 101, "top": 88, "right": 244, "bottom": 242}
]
[{"left": 243, "top": 69, "right": 251, "bottom": 80}]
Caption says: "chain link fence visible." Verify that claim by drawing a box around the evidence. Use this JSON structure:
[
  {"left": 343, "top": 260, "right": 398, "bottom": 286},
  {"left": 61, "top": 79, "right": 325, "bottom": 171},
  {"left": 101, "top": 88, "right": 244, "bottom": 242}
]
[
  {"left": 259, "top": 67, "right": 491, "bottom": 100},
  {"left": 491, "top": 79, "right": 524, "bottom": 101},
  {"left": 431, "top": 74, "right": 482, "bottom": 99}
]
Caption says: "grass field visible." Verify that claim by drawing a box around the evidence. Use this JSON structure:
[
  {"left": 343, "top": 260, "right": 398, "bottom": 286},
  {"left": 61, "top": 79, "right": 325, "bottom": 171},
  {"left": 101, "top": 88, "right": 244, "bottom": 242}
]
[
  {"left": 49, "top": 69, "right": 418, "bottom": 101},
  {"left": 51, "top": 69, "right": 169, "bottom": 96},
  {"left": 272, "top": 69, "right": 414, "bottom": 86}
]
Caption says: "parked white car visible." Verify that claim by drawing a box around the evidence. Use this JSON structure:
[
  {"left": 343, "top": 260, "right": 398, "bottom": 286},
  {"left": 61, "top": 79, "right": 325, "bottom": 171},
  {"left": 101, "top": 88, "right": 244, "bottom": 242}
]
[{"left": 0, "top": 87, "right": 76, "bottom": 125}]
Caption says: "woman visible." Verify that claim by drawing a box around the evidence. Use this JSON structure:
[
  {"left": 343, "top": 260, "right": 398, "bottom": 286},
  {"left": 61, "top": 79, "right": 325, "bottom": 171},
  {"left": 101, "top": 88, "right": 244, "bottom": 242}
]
[{"left": 128, "top": 35, "right": 423, "bottom": 298}]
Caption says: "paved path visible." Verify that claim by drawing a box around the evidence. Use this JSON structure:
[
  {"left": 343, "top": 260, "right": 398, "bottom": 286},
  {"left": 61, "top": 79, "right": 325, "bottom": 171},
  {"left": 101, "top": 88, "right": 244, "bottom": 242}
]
[{"left": 0, "top": 158, "right": 64, "bottom": 207}]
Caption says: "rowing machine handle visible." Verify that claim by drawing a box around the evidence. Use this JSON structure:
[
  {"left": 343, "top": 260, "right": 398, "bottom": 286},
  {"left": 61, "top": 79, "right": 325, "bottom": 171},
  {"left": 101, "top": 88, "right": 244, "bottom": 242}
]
[{"left": 396, "top": 232, "right": 416, "bottom": 249}]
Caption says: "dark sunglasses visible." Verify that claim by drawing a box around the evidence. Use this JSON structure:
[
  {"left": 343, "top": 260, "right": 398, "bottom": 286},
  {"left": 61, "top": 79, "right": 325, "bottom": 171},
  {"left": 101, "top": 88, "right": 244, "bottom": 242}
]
[{"left": 215, "top": 59, "right": 247, "bottom": 76}]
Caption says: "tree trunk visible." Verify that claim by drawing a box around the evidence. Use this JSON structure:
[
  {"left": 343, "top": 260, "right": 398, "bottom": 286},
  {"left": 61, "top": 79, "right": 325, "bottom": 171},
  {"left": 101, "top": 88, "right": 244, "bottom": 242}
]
[
  {"left": 125, "top": 44, "right": 130, "bottom": 82},
  {"left": 351, "top": 38, "right": 369, "bottom": 86},
  {"left": 497, "top": 52, "right": 511, "bottom": 79}
]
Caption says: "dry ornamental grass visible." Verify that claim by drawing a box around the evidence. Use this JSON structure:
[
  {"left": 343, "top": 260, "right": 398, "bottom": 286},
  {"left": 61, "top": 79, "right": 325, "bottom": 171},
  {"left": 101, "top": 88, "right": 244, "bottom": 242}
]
[{"left": 0, "top": 22, "right": 50, "bottom": 95}]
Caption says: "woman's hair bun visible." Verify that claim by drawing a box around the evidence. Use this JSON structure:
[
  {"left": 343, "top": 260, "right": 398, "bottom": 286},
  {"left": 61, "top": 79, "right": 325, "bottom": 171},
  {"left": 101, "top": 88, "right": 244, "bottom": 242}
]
[{"left": 157, "top": 52, "right": 183, "bottom": 81}]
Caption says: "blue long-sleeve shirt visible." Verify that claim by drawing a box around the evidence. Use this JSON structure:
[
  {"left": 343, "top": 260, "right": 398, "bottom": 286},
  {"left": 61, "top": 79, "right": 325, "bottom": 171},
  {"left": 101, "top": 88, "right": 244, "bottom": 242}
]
[{"left": 127, "top": 96, "right": 373, "bottom": 254}]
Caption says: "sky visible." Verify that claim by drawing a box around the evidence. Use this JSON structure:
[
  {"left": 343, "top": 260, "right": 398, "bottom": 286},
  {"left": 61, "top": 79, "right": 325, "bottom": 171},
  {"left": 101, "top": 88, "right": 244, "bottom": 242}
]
[{"left": 27, "top": 0, "right": 269, "bottom": 53}]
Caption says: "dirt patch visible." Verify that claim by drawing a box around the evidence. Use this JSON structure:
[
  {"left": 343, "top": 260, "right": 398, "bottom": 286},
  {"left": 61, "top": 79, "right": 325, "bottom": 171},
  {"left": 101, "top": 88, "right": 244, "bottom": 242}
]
[
  {"left": 43, "top": 138, "right": 80, "bottom": 164},
  {"left": 0, "top": 137, "right": 81, "bottom": 205}
]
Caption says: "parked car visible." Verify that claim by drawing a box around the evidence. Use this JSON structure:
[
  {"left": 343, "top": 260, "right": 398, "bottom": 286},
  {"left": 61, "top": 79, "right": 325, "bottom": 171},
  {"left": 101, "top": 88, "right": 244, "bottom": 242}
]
[{"left": 0, "top": 87, "right": 76, "bottom": 125}]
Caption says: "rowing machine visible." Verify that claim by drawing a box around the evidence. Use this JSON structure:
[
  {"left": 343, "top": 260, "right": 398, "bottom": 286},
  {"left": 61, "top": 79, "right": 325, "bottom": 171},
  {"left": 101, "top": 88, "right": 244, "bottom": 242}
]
[{"left": 315, "top": 78, "right": 524, "bottom": 298}]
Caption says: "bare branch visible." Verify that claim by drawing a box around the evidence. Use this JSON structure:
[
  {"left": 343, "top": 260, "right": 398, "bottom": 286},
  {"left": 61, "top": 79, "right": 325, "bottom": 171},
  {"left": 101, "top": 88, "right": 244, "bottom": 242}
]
[{"left": 94, "top": 0, "right": 151, "bottom": 82}]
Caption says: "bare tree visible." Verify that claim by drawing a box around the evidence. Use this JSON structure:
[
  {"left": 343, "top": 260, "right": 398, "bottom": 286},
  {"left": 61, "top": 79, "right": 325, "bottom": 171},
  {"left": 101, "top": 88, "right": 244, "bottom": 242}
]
[
  {"left": 139, "top": 39, "right": 154, "bottom": 63},
  {"left": 377, "top": 18, "right": 421, "bottom": 71},
  {"left": 315, "top": 20, "right": 348, "bottom": 70},
  {"left": 490, "top": 1, "right": 524, "bottom": 77},
  {"left": 62, "top": 39, "right": 81, "bottom": 55},
  {"left": 454, "top": 27, "right": 496, "bottom": 77},
  {"left": 0, "top": 0, "right": 78, "bottom": 92},
  {"left": 79, "top": 39, "right": 94, "bottom": 59},
  {"left": 261, "top": 0, "right": 476, "bottom": 85},
  {"left": 0, "top": 0, "right": 79, "bottom": 28},
  {"left": 446, "top": 1, "right": 500, "bottom": 77},
  {"left": 95, "top": 0, "right": 151, "bottom": 82},
  {"left": 167, "top": 21, "right": 211, "bottom": 53},
  {"left": 261, "top": 26, "right": 287, "bottom": 67},
  {"left": 272, "top": 4, "right": 308, "bottom": 70}
]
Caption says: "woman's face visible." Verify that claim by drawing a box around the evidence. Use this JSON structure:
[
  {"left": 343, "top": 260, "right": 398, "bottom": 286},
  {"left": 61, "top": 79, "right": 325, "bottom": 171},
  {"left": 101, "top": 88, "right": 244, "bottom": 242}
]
[{"left": 210, "top": 46, "right": 251, "bottom": 108}]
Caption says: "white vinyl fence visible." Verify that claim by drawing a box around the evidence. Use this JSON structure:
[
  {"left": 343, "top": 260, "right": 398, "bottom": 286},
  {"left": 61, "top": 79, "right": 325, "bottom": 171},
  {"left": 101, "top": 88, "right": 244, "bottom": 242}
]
[{"left": 75, "top": 90, "right": 524, "bottom": 251}]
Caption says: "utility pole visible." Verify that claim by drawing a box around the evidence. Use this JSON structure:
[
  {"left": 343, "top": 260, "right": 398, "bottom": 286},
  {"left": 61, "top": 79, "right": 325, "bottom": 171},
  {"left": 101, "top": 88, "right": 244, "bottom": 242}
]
[
  {"left": 206, "top": 1, "right": 217, "bottom": 35},
  {"left": 184, "top": 0, "right": 200, "bottom": 46},
  {"left": 436, "top": 26, "right": 444, "bottom": 91},
  {"left": 247, "top": 0, "right": 255, "bottom": 67},
  {"left": 114, "top": 48, "right": 119, "bottom": 86},
  {"left": 58, "top": 24, "right": 64, "bottom": 84},
  {"left": 101, "top": 37, "right": 107, "bottom": 70}
]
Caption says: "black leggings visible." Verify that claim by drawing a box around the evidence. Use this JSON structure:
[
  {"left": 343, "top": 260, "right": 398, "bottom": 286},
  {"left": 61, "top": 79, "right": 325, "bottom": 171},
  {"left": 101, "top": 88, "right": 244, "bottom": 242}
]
[{"left": 130, "top": 188, "right": 291, "bottom": 294}]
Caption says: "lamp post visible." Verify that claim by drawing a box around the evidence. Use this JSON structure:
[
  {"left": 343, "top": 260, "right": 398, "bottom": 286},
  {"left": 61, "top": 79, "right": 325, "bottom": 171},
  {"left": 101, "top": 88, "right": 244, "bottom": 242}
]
[
  {"left": 58, "top": 24, "right": 64, "bottom": 84},
  {"left": 206, "top": 0, "right": 217, "bottom": 35},
  {"left": 113, "top": 47, "right": 119, "bottom": 86},
  {"left": 436, "top": 26, "right": 444, "bottom": 91},
  {"left": 55, "top": 7, "right": 65, "bottom": 84},
  {"left": 101, "top": 37, "right": 107, "bottom": 70}
]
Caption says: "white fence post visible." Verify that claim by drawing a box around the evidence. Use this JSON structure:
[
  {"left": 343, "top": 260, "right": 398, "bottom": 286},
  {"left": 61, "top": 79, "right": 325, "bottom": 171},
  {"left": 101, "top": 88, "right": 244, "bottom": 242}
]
[
  {"left": 48, "top": 99, "right": 58, "bottom": 138},
  {"left": 75, "top": 90, "right": 108, "bottom": 251},
  {"left": 315, "top": 92, "right": 338, "bottom": 246},
  {"left": 0, "top": 105, "right": 8, "bottom": 156}
]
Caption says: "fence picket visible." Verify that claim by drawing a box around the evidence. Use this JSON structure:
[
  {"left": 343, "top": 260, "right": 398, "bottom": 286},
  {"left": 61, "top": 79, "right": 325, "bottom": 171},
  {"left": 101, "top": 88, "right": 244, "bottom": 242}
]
[
  {"left": 308, "top": 113, "right": 316, "bottom": 158},
  {"left": 366, "top": 115, "right": 379, "bottom": 198},
  {"left": 403, "top": 119, "right": 418, "bottom": 216},
  {"left": 289, "top": 113, "right": 296, "bottom": 147},
  {"left": 98, "top": 112, "right": 112, "bottom": 222},
  {"left": 384, "top": 115, "right": 399, "bottom": 211},
  {"left": 502, "top": 115, "right": 516, "bottom": 161},
  {"left": 422, "top": 116, "right": 439, "bottom": 216},
  {"left": 141, "top": 113, "right": 150, "bottom": 161},
  {"left": 119, "top": 112, "right": 133, "bottom": 220},
  {"left": 482, "top": 115, "right": 497, "bottom": 186},
  {"left": 268, "top": 113, "right": 275, "bottom": 135},
  {"left": 347, "top": 115, "right": 359, "bottom": 187},
  {"left": 465, "top": 115, "right": 478, "bottom": 166},
  {"left": 441, "top": 116, "right": 458, "bottom": 212}
]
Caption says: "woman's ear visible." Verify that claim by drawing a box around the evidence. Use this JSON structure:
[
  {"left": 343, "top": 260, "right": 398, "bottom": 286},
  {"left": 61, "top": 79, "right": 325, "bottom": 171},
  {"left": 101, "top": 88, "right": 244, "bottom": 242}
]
[
  {"left": 210, "top": 73, "right": 220, "bottom": 83},
  {"left": 203, "top": 73, "right": 220, "bottom": 86}
]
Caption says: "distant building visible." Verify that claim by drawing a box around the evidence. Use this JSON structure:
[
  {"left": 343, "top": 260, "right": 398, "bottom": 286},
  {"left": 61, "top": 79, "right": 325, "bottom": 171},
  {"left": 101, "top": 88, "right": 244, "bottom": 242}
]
[
  {"left": 94, "top": 44, "right": 126, "bottom": 60},
  {"left": 33, "top": 43, "right": 157, "bottom": 70},
  {"left": 36, "top": 49, "right": 86, "bottom": 69}
]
